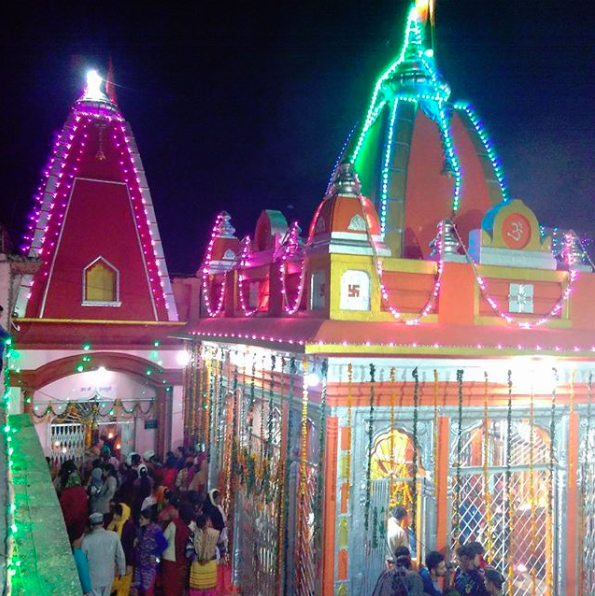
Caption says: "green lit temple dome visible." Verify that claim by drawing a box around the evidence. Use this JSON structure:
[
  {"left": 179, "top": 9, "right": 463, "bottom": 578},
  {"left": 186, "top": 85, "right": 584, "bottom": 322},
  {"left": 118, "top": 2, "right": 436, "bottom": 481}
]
[{"left": 345, "top": 3, "right": 508, "bottom": 259}]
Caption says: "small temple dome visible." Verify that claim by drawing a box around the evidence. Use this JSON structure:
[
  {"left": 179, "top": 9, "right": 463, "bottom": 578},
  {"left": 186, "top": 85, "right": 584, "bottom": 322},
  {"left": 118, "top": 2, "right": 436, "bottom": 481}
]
[
  {"left": 208, "top": 212, "right": 241, "bottom": 264},
  {"left": 309, "top": 163, "right": 382, "bottom": 241}
]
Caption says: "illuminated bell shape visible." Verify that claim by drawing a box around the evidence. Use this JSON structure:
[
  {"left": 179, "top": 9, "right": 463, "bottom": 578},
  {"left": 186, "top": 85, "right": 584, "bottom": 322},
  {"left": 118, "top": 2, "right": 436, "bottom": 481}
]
[{"left": 83, "top": 70, "right": 107, "bottom": 102}]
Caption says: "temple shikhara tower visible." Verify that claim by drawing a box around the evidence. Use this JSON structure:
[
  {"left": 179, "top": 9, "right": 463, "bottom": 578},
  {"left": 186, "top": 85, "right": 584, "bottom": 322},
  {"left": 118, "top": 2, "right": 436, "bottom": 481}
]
[
  {"left": 10, "top": 69, "right": 186, "bottom": 463},
  {"left": 178, "top": 4, "right": 595, "bottom": 596}
]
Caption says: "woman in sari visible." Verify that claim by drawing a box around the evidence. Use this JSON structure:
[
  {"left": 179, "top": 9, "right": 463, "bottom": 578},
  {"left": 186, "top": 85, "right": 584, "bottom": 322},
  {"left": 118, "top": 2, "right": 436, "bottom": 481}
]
[
  {"left": 59, "top": 470, "right": 88, "bottom": 542},
  {"left": 107, "top": 503, "right": 135, "bottom": 596},
  {"left": 186, "top": 514, "right": 220, "bottom": 596}
]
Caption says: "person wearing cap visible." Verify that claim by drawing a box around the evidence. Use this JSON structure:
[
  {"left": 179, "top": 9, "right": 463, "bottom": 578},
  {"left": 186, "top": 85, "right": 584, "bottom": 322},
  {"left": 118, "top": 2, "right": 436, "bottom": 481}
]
[{"left": 82, "top": 512, "right": 126, "bottom": 596}]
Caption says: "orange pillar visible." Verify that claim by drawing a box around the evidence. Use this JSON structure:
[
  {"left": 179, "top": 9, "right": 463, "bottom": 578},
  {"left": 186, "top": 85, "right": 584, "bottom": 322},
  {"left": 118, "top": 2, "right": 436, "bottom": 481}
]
[
  {"left": 566, "top": 411, "right": 580, "bottom": 596},
  {"left": 435, "top": 416, "right": 450, "bottom": 555},
  {"left": 323, "top": 416, "right": 339, "bottom": 596}
]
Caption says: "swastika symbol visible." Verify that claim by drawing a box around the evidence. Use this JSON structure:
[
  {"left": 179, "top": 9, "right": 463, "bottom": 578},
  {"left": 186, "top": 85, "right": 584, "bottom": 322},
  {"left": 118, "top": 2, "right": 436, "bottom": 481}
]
[{"left": 348, "top": 284, "right": 360, "bottom": 298}]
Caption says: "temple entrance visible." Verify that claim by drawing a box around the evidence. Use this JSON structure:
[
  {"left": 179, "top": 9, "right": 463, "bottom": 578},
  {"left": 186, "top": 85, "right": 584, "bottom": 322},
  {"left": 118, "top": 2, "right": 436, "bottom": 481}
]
[{"left": 451, "top": 419, "right": 555, "bottom": 596}]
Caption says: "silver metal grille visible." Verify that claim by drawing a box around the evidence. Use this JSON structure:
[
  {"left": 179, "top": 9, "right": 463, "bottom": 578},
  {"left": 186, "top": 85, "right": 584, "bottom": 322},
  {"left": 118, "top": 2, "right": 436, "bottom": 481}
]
[
  {"left": 49, "top": 422, "right": 86, "bottom": 464},
  {"left": 451, "top": 420, "right": 554, "bottom": 596},
  {"left": 580, "top": 427, "right": 595, "bottom": 594}
]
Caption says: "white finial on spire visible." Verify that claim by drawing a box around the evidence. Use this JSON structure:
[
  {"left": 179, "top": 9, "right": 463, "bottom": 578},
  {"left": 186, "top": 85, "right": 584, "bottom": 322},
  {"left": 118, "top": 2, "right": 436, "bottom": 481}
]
[{"left": 83, "top": 70, "right": 107, "bottom": 101}]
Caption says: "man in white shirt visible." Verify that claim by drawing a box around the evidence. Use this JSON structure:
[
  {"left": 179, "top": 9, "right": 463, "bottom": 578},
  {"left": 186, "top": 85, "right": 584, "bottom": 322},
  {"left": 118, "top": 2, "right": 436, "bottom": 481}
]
[
  {"left": 82, "top": 512, "right": 126, "bottom": 596},
  {"left": 386, "top": 505, "right": 409, "bottom": 557}
]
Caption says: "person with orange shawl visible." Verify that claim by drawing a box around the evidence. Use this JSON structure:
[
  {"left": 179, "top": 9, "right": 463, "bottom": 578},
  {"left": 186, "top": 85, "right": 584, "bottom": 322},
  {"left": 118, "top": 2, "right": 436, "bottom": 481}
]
[
  {"left": 185, "top": 513, "right": 220, "bottom": 596},
  {"left": 107, "top": 503, "right": 135, "bottom": 596}
]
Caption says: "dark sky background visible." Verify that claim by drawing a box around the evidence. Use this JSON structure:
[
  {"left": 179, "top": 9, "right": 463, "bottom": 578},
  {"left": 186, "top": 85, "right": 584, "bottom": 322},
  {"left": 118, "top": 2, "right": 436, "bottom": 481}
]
[{"left": 1, "top": 0, "right": 594, "bottom": 275}]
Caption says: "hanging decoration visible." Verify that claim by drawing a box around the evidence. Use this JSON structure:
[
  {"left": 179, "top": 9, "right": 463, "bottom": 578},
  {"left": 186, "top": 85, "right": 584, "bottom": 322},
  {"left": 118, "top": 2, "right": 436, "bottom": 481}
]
[
  {"left": 529, "top": 382, "right": 537, "bottom": 596},
  {"left": 365, "top": 363, "right": 376, "bottom": 534},
  {"left": 433, "top": 370, "right": 439, "bottom": 497},
  {"left": 263, "top": 355, "right": 276, "bottom": 502},
  {"left": 238, "top": 236, "right": 259, "bottom": 317},
  {"left": 390, "top": 367, "right": 397, "bottom": 501},
  {"left": 206, "top": 350, "right": 216, "bottom": 464},
  {"left": 314, "top": 360, "right": 329, "bottom": 545},
  {"left": 546, "top": 369, "right": 558, "bottom": 596},
  {"left": 31, "top": 398, "right": 153, "bottom": 421},
  {"left": 453, "top": 369, "right": 464, "bottom": 547},
  {"left": 452, "top": 225, "right": 578, "bottom": 329},
  {"left": 277, "top": 222, "right": 306, "bottom": 315},
  {"left": 346, "top": 363, "right": 354, "bottom": 483},
  {"left": 201, "top": 212, "right": 230, "bottom": 317},
  {"left": 411, "top": 367, "right": 420, "bottom": 536},
  {"left": 506, "top": 370, "right": 514, "bottom": 596},
  {"left": 274, "top": 356, "right": 287, "bottom": 591},
  {"left": 482, "top": 372, "right": 493, "bottom": 562}
]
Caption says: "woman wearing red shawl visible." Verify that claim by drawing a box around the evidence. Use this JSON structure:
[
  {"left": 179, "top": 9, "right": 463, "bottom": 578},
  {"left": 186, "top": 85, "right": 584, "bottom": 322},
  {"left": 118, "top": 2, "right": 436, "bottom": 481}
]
[
  {"left": 59, "top": 470, "right": 88, "bottom": 542},
  {"left": 161, "top": 503, "right": 194, "bottom": 596}
]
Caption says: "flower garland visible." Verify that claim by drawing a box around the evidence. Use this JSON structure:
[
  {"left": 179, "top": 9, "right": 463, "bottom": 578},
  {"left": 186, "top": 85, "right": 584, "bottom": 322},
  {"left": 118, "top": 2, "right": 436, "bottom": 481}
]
[
  {"left": 433, "top": 370, "right": 439, "bottom": 498},
  {"left": 411, "top": 367, "right": 420, "bottom": 536},
  {"left": 365, "top": 363, "right": 376, "bottom": 534},
  {"left": 546, "top": 368, "right": 558, "bottom": 596},
  {"left": 529, "top": 382, "right": 537, "bottom": 596},
  {"left": 263, "top": 355, "right": 276, "bottom": 502},
  {"left": 314, "top": 360, "right": 328, "bottom": 546},
  {"left": 237, "top": 236, "right": 259, "bottom": 317},
  {"left": 206, "top": 351, "right": 216, "bottom": 465},
  {"left": 506, "top": 370, "right": 514, "bottom": 596},
  {"left": 281, "top": 358, "right": 297, "bottom": 591},
  {"left": 346, "top": 363, "right": 353, "bottom": 483},
  {"left": 278, "top": 222, "right": 306, "bottom": 315},
  {"left": 274, "top": 355, "right": 287, "bottom": 591},
  {"left": 200, "top": 345, "right": 209, "bottom": 447},
  {"left": 482, "top": 371, "right": 493, "bottom": 562},
  {"left": 390, "top": 367, "right": 397, "bottom": 502},
  {"left": 453, "top": 369, "right": 464, "bottom": 548},
  {"left": 201, "top": 212, "right": 229, "bottom": 317},
  {"left": 31, "top": 398, "right": 153, "bottom": 420}
]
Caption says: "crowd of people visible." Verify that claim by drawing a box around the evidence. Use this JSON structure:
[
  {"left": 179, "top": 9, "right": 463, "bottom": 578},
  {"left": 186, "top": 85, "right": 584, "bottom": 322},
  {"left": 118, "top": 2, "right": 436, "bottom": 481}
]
[
  {"left": 377, "top": 506, "right": 506, "bottom": 596},
  {"left": 54, "top": 444, "right": 228, "bottom": 596}
]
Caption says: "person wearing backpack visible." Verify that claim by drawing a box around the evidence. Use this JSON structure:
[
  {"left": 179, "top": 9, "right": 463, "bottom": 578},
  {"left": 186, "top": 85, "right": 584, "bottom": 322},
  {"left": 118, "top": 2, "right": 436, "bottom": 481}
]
[{"left": 372, "top": 546, "right": 423, "bottom": 596}]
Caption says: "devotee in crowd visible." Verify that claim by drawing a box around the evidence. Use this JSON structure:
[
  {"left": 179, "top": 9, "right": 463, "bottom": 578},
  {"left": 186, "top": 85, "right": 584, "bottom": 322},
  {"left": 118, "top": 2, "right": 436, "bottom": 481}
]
[
  {"left": 386, "top": 505, "right": 409, "bottom": 557},
  {"left": 82, "top": 512, "right": 126, "bottom": 596},
  {"left": 162, "top": 502, "right": 195, "bottom": 596},
  {"left": 133, "top": 467, "right": 155, "bottom": 520},
  {"left": 419, "top": 550, "right": 450, "bottom": 596},
  {"left": 372, "top": 546, "right": 423, "bottom": 596},
  {"left": 91, "top": 464, "right": 118, "bottom": 514},
  {"left": 59, "top": 466, "right": 88, "bottom": 542},
  {"left": 186, "top": 513, "right": 221, "bottom": 596},
  {"left": 454, "top": 544, "right": 490, "bottom": 596},
  {"left": 175, "top": 457, "right": 194, "bottom": 492},
  {"left": 204, "top": 488, "right": 228, "bottom": 557},
  {"left": 107, "top": 503, "right": 135, "bottom": 596},
  {"left": 467, "top": 541, "right": 488, "bottom": 570},
  {"left": 484, "top": 568, "right": 505, "bottom": 596},
  {"left": 162, "top": 453, "right": 180, "bottom": 491},
  {"left": 132, "top": 506, "right": 168, "bottom": 596},
  {"left": 158, "top": 490, "right": 180, "bottom": 528},
  {"left": 72, "top": 533, "right": 92, "bottom": 596}
]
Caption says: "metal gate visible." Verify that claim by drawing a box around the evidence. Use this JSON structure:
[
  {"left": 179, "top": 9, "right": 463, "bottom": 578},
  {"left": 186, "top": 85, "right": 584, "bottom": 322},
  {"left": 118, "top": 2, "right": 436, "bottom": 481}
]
[
  {"left": 451, "top": 419, "right": 556, "bottom": 596},
  {"left": 580, "top": 426, "right": 595, "bottom": 593},
  {"left": 49, "top": 422, "right": 86, "bottom": 464}
]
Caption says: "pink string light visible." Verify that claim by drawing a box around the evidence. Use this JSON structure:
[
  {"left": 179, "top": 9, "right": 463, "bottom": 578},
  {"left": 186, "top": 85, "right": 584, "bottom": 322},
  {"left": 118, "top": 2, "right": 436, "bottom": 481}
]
[
  {"left": 201, "top": 213, "right": 228, "bottom": 317},
  {"left": 452, "top": 226, "right": 578, "bottom": 329},
  {"left": 237, "top": 236, "right": 259, "bottom": 317},
  {"left": 277, "top": 222, "right": 306, "bottom": 315}
]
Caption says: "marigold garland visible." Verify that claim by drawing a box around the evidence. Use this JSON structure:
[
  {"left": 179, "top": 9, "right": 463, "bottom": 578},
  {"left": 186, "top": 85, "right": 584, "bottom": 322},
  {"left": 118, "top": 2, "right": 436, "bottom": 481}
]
[
  {"left": 546, "top": 368, "right": 558, "bottom": 596},
  {"left": 346, "top": 363, "right": 353, "bottom": 484},
  {"left": 482, "top": 371, "right": 493, "bottom": 562},
  {"left": 365, "top": 363, "right": 376, "bottom": 534},
  {"left": 506, "top": 370, "right": 514, "bottom": 596},
  {"left": 390, "top": 367, "right": 397, "bottom": 502},
  {"left": 411, "top": 367, "right": 420, "bottom": 537},
  {"left": 453, "top": 369, "right": 464, "bottom": 548},
  {"left": 314, "top": 360, "right": 328, "bottom": 546}
]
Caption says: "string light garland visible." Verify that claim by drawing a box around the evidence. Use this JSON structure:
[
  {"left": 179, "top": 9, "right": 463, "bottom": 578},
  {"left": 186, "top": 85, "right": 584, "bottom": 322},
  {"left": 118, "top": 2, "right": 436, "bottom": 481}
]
[
  {"left": 201, "top": 212, "right": 230, "bottom": 317},
  {"left": 277, "top": 222, "right": 306, "bottom": 315},
  {"left": 314, "top": 360, "right": 329, "bottom": 546},
  {"left": 482, "top": 371, "right": 493, "bottom": 562},
  {"left": 506, "top": 370, "right": 514, "bottom": 596},
  {"left": 454, "top": 103, "right": 509, "bottom": 201},
  {"left": 346, "top": 363, "right": 353, "bottom": 485},
  {"left": 237, "top": 236, "right": 259, "bottom": 317},
  {"left": 452, "top": 225, "right": 578, "bottom": 329},
  {"left": 432, "top": 370, "right": 439, "bottom": 498}
]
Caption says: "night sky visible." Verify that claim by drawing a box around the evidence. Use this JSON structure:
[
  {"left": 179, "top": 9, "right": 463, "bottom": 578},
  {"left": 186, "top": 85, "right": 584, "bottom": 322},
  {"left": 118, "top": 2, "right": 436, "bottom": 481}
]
[{"left": 1, "top": 1, "right": 594, "bottom": 275}]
